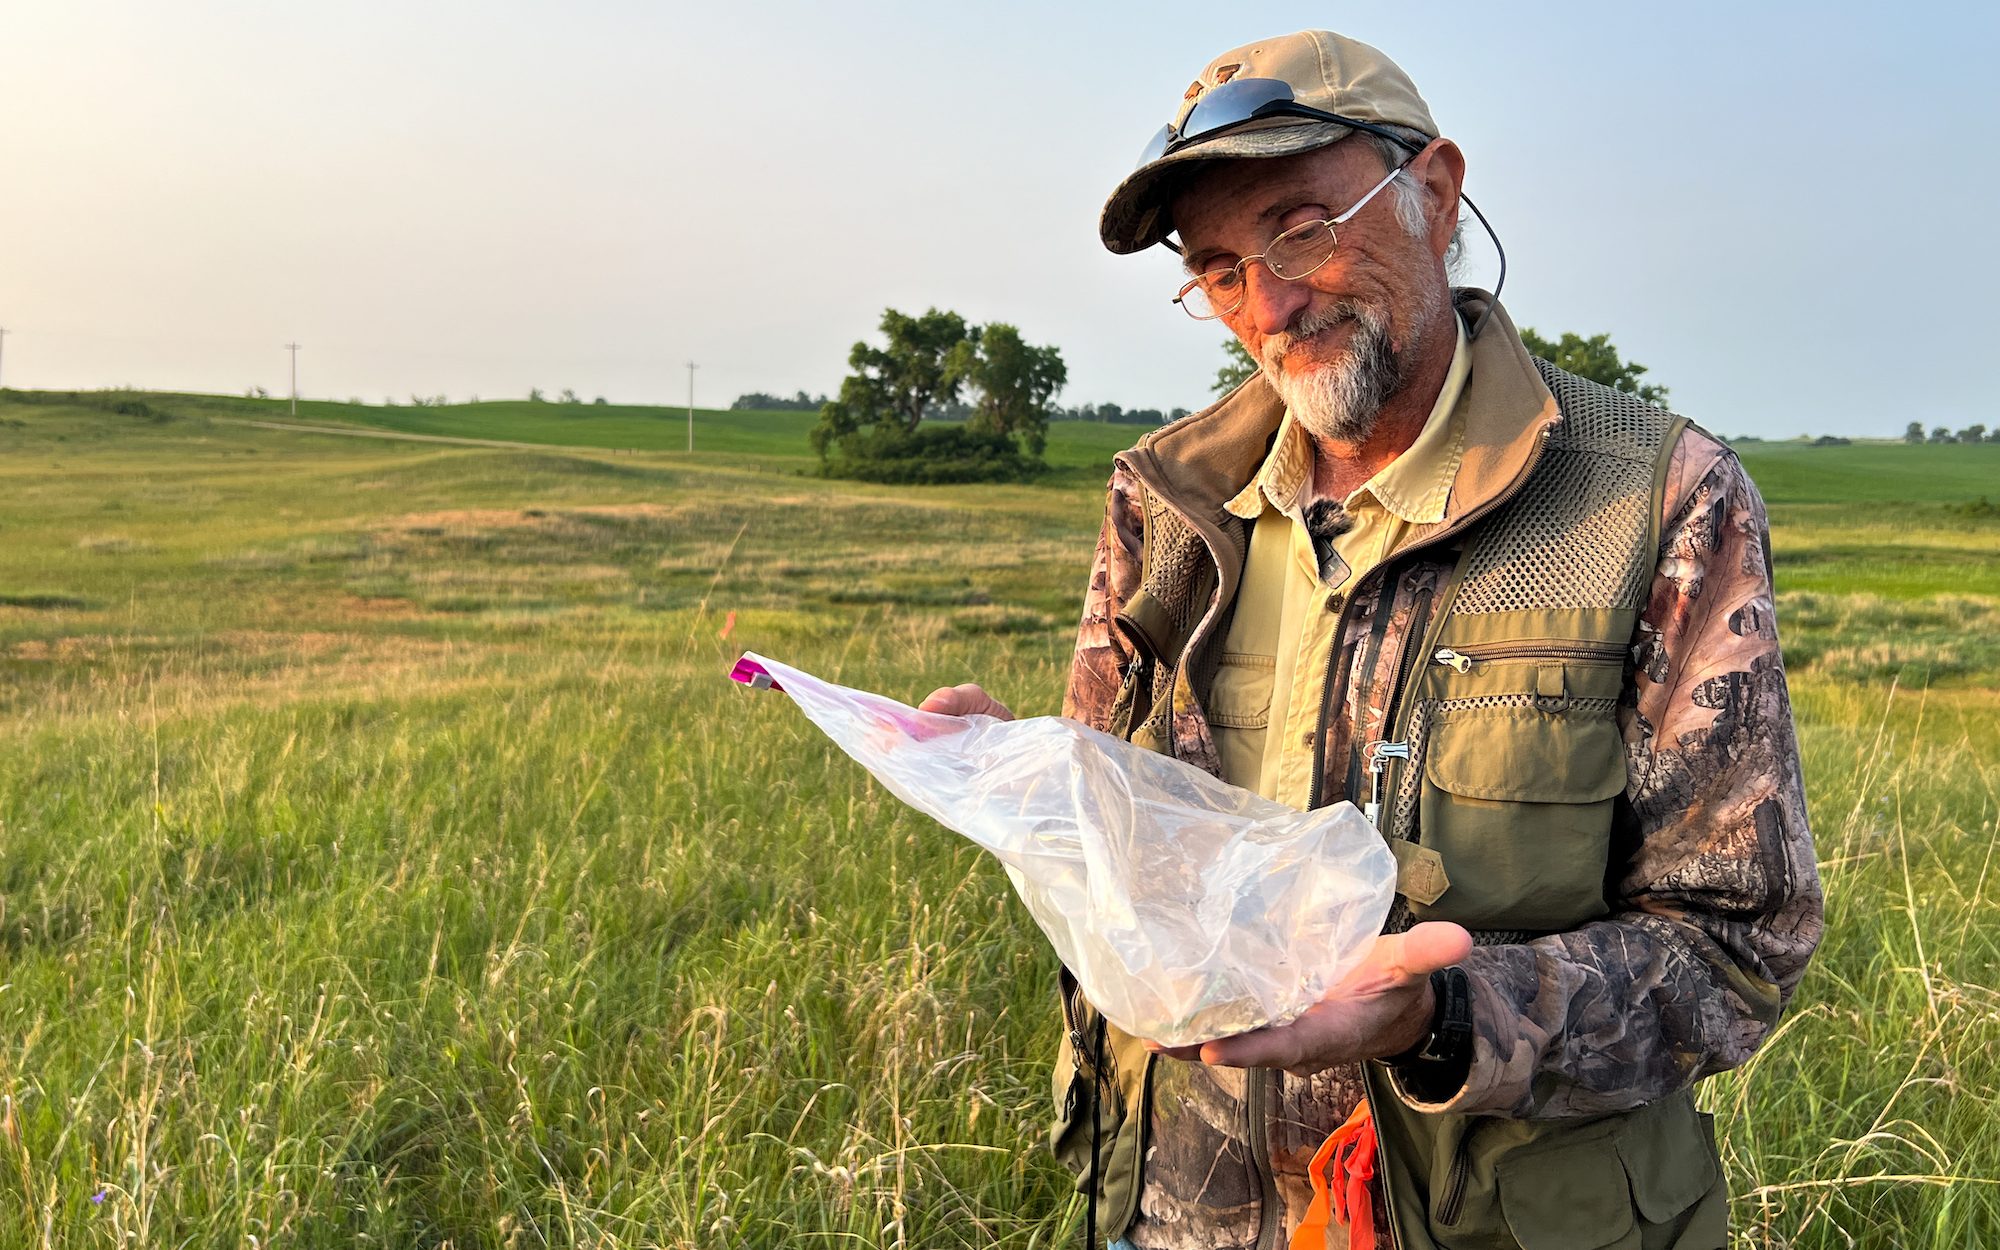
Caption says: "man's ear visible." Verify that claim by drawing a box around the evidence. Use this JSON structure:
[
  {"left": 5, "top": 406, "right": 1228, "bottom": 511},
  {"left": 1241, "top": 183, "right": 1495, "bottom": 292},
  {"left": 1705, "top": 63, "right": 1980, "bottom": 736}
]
[{"left": 1411, "top": 138, "right": 1466, "bottom": 260}]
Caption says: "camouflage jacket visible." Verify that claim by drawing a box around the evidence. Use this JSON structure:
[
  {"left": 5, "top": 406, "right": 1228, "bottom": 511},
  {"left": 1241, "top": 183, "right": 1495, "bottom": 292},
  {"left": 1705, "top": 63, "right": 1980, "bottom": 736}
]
[{"left": 1053, "top": 294, "right": 1823, "bottom": 1250}]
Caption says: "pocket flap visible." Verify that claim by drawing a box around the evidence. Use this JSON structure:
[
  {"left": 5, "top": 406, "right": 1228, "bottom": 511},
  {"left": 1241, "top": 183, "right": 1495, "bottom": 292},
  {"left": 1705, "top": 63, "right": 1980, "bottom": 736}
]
[
  {"left": 1209, "top": 653, "right": 1275, "bottom": 729},
  {"left": 1497, "top": 1140, "right": 1638, "bottom": 1250},
  {"left": 1615, "top": 1101, "right": 1721, "bottom": 1224},
  {"left": 1425, "top": 708, "right": 1627, "bottom": 804}
]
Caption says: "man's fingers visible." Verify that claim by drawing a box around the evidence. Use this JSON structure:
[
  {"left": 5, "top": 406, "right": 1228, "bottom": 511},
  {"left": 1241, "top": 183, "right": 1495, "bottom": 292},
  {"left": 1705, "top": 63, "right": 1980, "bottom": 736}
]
[
  {"left": 1381, "top": 921, "right": 1474, "bottom": 980},
  {"left": 1330, "top": 922, "right": 1475, "bottom": 996},
  {"left": 1149, "top": 1028, "right": 1301, "bottom": 1069},
  {"left": 917, "top": 683, "right": 1015, "bottom": 721},
  {"left": 1198, "top": 1027, "right": 1300, "bottom": 1070}
]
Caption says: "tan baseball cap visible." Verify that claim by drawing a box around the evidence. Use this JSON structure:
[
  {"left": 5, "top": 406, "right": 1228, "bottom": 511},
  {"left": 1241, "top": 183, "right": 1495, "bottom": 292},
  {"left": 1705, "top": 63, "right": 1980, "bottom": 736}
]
[{"left": 1100, "top": 30, "right": 1440, "bottom": 255}]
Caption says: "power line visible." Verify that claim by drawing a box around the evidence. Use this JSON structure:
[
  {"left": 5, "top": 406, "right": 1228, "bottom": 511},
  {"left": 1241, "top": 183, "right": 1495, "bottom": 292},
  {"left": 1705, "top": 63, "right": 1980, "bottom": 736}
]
[{"left": 686, "top": 360, "right": 699, "bottom": 453}]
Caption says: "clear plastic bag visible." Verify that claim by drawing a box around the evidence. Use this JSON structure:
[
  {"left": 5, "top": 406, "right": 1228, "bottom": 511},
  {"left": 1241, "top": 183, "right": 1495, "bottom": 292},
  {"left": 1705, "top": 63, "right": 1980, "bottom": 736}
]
[{"left": 730, "top": 652, "right": 1395, "bottom": 1046}]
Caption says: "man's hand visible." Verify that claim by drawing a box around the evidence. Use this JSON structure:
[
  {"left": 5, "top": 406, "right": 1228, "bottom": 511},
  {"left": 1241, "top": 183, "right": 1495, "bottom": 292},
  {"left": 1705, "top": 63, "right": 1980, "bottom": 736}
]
[
  {"left": 1150, "top": 921, "right": 1474, "bottom": 1075},
  {"left": 918, "top": 683, "right": 1016, "bottom": 721}
]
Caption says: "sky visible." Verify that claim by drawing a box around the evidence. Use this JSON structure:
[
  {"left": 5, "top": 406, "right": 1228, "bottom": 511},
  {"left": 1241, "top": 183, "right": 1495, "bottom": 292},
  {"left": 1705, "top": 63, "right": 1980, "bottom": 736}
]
[{"left": 2, "top": 1, "right": 1994, "bottom": 438}]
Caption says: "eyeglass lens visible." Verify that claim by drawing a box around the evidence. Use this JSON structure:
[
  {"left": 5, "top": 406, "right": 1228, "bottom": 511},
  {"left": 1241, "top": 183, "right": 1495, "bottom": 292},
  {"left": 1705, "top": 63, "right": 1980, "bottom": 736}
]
[{"left": 1178, "top": 219, "right": 1338, "bottom": 319}]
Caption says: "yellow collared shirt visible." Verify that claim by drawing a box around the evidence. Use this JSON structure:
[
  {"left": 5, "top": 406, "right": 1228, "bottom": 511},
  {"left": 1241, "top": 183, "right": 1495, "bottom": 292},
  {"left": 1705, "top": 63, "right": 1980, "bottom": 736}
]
[{"left": 1211, "top": 315, "right": 1471, "bottom": 808}]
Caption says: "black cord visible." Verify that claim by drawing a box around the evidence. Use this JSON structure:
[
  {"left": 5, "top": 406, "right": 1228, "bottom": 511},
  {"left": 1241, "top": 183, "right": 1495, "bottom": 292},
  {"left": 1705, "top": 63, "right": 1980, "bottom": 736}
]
[
  {"left": 1456, "top": 190, "right": 1507, "bottom": 342},
  {"left": 1084, "top": 1015, "right": 1106, "bottom": 1250}
]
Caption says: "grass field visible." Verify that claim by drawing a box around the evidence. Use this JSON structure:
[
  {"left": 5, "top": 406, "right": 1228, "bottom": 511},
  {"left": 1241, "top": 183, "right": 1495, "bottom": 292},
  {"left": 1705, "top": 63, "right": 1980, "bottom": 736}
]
[{"left": 2, "top": 390, "right": 1996, "bottom": 1248}]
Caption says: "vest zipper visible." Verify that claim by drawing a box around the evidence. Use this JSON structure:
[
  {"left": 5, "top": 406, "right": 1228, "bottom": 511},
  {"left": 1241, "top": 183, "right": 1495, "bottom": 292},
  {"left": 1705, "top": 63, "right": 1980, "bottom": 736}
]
[
  {"left": 1248, "top": 1069, "right": 1282, "bottom": 1250},
  {"left": 1343, "top": 581, "right": 1402, "bottom": 804},
  {"left": 1432, "top": 638, "right": 1628, "bottom": 672},
  {"left": 1062, "top": 972, "right": 1089, "bottom": 1060},
  {"left": 1436, "top": 1128, "right": 1475, "bottom": 1226},
  {"left": 1305, "top": 587, "right": 1360, "bottom": 812},
  {"left": 1358, "top": 585, "right": 1438, "bottom": 825}
]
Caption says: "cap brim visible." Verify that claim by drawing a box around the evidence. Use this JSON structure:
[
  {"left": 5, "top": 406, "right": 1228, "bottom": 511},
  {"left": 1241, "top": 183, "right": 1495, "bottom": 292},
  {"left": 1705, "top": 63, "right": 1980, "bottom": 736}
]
[{"left": 1099, "top": 120, "right": 1352, "bottom": 256}]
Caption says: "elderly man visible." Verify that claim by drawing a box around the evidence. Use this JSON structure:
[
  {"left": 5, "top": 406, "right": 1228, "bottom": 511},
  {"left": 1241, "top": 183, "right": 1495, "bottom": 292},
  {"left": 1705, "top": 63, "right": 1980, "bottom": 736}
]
[{"left": 924, "top": 28, "right": 1821, "bottom": 1250}]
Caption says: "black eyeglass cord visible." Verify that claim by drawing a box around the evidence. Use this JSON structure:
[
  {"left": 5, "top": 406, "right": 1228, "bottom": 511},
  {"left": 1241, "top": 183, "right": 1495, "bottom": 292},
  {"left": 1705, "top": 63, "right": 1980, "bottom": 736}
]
[
  {"left": 1454, "top": 189, "right": 1507, "bottom": 343},
  {"left": 1084, "top": 1016, "right": 1106, "bottom": 1250}
]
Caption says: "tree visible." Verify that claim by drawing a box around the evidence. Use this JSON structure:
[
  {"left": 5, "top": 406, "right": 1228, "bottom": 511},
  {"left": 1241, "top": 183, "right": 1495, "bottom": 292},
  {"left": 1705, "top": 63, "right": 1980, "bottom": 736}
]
[
  {"left": 592, "top": 396, "right": 608, "bottom": 406},
  {"left": 1519, "top": 329, "right": 1669, "bottom": 406},
  {"left": 732, "top": 391, "right": 829, "bottom": 412},
  {"left": 1214, "top": 339, "right": 1258, "bottom": 394},
  {"left": 528, "top": 388, "right": 546, "bottom": 403},
  {"left": 812, "top": 308, "right": 975, "bottom": 456},
  {"left": 1930, "top": 426, "right": 1953, "bottom": 443},
  {"left": 1958, "top": 424, "right": 1987, "bottom": 445},
  {"left": 1904, "top": 421, "right": 1926, "bottom": 444},
  {"left": 811, "top": 307, "right": 1063, "bottom": 482},
  {"left": 963, "top": 322, "right": 1067, "bottom": 459},
  {"left": 559, "top": 387, "right": 580, "bottom": 405}
]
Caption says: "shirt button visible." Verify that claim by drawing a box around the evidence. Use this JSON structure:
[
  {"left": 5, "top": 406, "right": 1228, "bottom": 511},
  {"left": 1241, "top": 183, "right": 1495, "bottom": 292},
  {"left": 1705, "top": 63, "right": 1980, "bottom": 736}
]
[
  {"left": 1301, "top": 730, "right": 1317, "bottom": 748},
  {"left": 1326, "top": 592, "right": 1344, "bottom": 613}
]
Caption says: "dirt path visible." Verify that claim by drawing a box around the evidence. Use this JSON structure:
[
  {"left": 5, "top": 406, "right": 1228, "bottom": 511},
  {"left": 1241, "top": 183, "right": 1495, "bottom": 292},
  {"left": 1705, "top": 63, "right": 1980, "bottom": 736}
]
[{"left": 215, "top": 417, "right": 634, "bottom": 454}]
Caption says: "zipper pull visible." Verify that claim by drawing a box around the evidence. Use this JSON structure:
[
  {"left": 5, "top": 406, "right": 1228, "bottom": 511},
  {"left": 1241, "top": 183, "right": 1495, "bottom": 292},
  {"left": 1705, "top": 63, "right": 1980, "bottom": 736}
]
[
  {"left": 1434, "top": 648, "right": 1473, "bottom": 673},
  {"left": 1363, "top": 741, "right": 1411, "bottom": 826}
]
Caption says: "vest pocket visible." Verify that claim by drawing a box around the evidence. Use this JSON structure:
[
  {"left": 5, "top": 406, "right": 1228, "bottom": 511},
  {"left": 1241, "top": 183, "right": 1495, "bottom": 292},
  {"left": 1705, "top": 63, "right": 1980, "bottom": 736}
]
[
  {"left": 1390, "top": 1092, "right": 1721, "bottom": 1250},
  {"left": 1489, "top": 1095, "right": 1723, "bottom": 1250},
  {"left": 1049, "top": 970, "right": 1152, "bottom": 1236},
  {"left": 1408, "top": 661, "right": 1627, "bottom": 931}
]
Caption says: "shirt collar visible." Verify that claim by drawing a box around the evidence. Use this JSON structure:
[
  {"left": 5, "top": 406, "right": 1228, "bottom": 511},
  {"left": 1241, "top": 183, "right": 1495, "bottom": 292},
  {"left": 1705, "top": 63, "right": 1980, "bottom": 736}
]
[{"left": 1224, "top": 313, "right": 1471, "bottom": 524}]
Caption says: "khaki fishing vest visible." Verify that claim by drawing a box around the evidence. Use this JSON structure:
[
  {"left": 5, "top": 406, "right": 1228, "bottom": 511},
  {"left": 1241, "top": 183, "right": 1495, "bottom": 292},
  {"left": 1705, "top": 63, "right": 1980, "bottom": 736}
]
[{"left": 1054, "top": 362, "right": 1730, "bottom": 1249}]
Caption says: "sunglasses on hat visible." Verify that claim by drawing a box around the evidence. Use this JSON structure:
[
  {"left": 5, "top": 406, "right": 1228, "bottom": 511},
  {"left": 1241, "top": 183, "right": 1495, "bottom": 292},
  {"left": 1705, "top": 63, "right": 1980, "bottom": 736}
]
[{"left": 1137, "top": 76, "right": 1427, "bottom": 169}]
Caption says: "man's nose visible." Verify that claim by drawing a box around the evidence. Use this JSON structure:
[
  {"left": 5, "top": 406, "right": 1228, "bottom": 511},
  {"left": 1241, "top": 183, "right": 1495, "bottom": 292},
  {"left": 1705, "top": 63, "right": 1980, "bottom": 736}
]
[{"left": 1239, "top": 261, "right": 1312, "bottom": 336}]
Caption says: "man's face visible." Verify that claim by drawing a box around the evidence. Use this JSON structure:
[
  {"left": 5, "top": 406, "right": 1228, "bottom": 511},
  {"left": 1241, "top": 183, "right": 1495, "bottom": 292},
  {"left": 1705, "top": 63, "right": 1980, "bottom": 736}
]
[{"left": 1169, "top": 137, "right": 1457, "bottom": 442}]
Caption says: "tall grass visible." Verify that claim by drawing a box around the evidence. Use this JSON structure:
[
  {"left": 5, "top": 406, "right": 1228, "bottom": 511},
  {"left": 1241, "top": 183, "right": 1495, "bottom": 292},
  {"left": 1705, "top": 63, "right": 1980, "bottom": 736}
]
[{"left": 1, "top": 396, "right": 1996, "bottom": 1246}]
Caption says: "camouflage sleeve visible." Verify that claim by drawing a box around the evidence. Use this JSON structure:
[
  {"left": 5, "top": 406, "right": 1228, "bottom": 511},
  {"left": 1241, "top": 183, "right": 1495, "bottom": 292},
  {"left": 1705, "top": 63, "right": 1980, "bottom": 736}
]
[
  {"left": 1062, "top": 465, "right": 1148, "bottom": 733},
  {"left": 1400, "top": 428, "right": 1826, "bottom": 1118}
]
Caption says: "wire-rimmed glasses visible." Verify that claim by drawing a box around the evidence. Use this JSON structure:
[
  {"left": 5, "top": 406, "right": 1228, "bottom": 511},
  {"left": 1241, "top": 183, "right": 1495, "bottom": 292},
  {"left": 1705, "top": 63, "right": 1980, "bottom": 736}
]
[{"left": 1173, "top": 162, "right": 1407, "bottom": 320}]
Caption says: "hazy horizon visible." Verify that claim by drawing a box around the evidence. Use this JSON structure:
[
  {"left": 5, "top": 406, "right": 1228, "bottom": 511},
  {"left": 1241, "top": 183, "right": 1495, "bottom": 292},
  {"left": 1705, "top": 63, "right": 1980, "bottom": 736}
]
[{"left": 4, "top": 1, "right": 1994, "bottom": 438}]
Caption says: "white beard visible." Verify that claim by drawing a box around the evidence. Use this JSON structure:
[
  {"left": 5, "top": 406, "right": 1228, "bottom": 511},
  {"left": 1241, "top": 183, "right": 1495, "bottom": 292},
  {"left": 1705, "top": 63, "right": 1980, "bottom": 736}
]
[{"left": 1258, "top": 287, "right": 1440, "bottom": 443}]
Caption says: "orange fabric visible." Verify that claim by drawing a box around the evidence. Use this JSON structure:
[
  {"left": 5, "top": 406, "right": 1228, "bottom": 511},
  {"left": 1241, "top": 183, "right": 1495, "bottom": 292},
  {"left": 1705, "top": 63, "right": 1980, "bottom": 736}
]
[{"left": 1289, "top": 1099, "right": 1377, "bottom": 1250}]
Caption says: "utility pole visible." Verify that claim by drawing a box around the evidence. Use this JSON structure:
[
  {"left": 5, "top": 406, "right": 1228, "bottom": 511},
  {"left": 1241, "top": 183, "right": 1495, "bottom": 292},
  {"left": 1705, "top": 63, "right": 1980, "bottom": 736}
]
[
  {"left": 284, "top": 342, "right": 301, "bottom": 416},
  {"left": 0, "top": 327, "right": 8, "bottom": 391},
  {"left": 686, "top": 360, "right": 699, "bottom": 453}
]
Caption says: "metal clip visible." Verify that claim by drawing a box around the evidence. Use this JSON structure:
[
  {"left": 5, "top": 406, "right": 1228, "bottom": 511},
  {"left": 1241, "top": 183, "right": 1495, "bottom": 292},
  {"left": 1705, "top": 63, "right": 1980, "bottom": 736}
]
[{"left": 1363, "top": 741, "right": 1411, "bottom": 826}]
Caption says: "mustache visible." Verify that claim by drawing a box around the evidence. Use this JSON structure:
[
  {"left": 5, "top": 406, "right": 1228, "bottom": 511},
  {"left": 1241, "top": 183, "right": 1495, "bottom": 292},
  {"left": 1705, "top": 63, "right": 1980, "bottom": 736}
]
[{"left": 1258, "top": 300, "right": 1385, "bottom": 373}]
